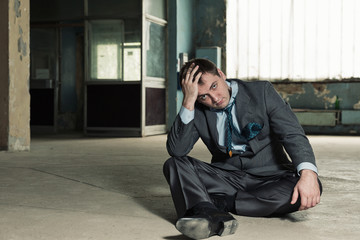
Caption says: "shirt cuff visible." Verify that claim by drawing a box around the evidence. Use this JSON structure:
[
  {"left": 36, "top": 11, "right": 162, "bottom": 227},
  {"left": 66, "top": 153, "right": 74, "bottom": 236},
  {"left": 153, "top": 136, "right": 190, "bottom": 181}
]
[
  {"left": 297, "top": 162, "right": 318, "bottom": 176},
  {"left": 179, "top": 106, "right": 195, "bottom": 124}
]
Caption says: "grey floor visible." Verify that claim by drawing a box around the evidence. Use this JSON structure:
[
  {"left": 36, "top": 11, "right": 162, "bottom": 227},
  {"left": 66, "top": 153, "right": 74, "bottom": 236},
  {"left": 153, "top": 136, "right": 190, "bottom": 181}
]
[{"left": 0, "top": 134, "right": 359, "bottom": 240}]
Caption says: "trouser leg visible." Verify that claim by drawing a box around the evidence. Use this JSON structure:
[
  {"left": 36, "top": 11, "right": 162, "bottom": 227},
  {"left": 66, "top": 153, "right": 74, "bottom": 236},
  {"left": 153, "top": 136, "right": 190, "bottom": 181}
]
[
  {"left": 234, "top": 172, "right": 323, "bottom": 217},
  {"left": 163, "top": 156, "right": 209, "bottom": 217},
  {"left": 163, "top": 156, "right": 322, "bottom": 218},
  {"left": 234, "top": 172, "right": 299, "bottom": 216},
  {"left": 163, "top": 156, "right": 242, "bottom": 218}
]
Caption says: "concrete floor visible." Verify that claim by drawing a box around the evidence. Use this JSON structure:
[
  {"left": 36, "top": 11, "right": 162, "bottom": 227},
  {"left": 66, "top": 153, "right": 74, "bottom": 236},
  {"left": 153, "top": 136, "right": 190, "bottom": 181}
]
[{"left": 0, "top": 134, "right": 359, "bottom": 240}]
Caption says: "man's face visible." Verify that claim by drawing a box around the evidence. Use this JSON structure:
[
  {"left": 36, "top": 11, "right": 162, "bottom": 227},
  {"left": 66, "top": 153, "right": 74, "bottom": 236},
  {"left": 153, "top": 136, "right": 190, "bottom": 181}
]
[{"left": 197, "top": 70, "right": 231, "bottom": 109}]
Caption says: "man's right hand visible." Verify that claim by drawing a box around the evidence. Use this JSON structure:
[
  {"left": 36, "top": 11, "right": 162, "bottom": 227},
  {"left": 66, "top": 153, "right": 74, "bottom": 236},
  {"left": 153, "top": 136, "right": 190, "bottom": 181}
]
[{"left": 181, "top": 64, "right": 202, "bottom": 111}]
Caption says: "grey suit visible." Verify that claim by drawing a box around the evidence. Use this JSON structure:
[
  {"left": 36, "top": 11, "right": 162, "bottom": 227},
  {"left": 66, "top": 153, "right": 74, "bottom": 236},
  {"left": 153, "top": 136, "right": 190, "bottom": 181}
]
[{"left": 164, "top": 80, "right": 321, "bottom": 217}]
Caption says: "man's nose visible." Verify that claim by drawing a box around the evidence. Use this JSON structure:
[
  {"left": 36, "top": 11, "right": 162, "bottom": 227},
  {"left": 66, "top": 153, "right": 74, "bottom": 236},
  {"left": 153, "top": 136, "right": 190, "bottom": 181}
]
[{"left": 209, "top": 93, "right": 219, "bottom": 103}]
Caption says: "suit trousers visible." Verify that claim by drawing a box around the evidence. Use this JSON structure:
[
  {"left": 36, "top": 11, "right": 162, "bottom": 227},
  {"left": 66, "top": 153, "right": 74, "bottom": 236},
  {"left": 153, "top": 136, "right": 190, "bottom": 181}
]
[{"left": 163, "top": 156, "right": 319, "bottom": 218}]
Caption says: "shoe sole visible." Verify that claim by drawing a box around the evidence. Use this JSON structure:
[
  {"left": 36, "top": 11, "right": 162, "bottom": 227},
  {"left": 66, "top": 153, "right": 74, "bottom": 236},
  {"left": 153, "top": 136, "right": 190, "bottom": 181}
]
[
  {"left": 176, "top": 217, "right": 238, "bottom": 239},
  {"left": 219, "top": 218, "right": 238, "bottom": 236}
]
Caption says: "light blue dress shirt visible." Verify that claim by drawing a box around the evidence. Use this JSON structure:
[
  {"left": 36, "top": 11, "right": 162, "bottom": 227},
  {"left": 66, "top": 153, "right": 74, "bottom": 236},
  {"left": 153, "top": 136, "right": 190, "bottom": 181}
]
[{"left": 179, "top": 80, "right": 318, "bottom": 175}]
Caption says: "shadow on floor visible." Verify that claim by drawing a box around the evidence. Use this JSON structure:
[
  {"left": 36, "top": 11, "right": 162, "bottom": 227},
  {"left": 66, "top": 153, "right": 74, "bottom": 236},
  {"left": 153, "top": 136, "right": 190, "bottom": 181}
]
[{"left": 30, "top": 163, "right": 177, "bottom": 223}]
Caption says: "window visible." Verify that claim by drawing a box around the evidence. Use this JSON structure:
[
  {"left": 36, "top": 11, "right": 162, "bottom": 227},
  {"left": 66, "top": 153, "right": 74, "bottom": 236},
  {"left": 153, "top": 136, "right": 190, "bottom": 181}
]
[
  {"left": 124, "top": 42, "right": 141, "bottom": 81},
  {"left": 227, "top": 0, "right": 360, "bottom": 81},
  {"left": 96, "top": 44, "right": 119, "bottom": 79},
  {"left": 89, "top": 20, "right": 124, "bottom": 81}
]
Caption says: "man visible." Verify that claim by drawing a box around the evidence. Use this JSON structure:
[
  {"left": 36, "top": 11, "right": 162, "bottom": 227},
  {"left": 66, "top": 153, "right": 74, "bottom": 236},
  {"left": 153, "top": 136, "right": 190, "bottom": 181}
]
[{"left": 163, "top": 58, "right": 322, "bottom": 239}]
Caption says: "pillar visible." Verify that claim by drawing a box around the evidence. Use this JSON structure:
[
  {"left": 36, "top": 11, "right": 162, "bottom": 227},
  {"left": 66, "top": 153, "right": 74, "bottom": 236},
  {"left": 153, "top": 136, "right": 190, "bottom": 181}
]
[{"left": 0, "top": 0, "right": 30, "bottom": 151}]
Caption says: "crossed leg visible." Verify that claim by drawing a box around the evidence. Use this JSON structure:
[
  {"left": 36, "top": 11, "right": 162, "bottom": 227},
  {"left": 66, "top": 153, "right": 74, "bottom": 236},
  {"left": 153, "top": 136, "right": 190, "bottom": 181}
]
[{"left": 163, "top": 156, "right": 315, "bottom": 218}]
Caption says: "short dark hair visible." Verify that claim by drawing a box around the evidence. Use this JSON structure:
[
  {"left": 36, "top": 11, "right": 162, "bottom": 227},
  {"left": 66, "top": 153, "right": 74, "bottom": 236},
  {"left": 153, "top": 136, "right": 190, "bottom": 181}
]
[{"left": 179, "top": 58, "right": 220, "bottom": 84}]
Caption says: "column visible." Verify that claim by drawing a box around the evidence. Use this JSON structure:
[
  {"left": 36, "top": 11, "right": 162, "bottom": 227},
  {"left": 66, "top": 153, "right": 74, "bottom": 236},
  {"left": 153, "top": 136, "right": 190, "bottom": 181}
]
[{"left": 0, "top": 0, "right": 30, "bottom": 151}]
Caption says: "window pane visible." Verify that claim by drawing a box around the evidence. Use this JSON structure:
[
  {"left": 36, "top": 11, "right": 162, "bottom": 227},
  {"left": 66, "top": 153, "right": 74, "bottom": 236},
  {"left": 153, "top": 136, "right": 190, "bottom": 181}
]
[
  {"left": 227, "top": 0, "right": 360, "bottom": 81},
  {"left": 144, "top": 0, "right": 166, "bottom": 20},
  {"left": 124, "top": 43, "right": 141, "bottom": 81},
  {"left": 124, "top": 19, "right": 142, "bottom": 81},
  {"left": 96, "top": 44, "right": 118, "bottom": 79},
  {"left": 89, "top": 20, "right": 124, "bottom": 80},
  {"left": 145, "top": 22, "right": 165, "bottom": 78},
  {"left": 30, "top": 28, "right": 57, "bottom": 81}
]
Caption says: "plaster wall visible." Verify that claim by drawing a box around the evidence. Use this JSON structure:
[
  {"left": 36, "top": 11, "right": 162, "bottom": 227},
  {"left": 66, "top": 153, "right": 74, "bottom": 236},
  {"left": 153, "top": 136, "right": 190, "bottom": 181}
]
[
  {"left": 273, "top": 81, "right": 360, "bottom": 135},
  {"left": 168, "top": 0, "right": 227, "bottom": 129},
  {"left": 7, "top": 0, "right": 30, "bottom": 151},
  {"left": 175, "top": 0, "right": 196, "bottom": 114},
  {"left": 273, "top": 81, "right": 360, "bottom": 110},
  {"left": 167, "top": 0, "right": 196, "bottom": 128},
  {"left": 195, "top": 0, "right": 226, "bottom": 72}
]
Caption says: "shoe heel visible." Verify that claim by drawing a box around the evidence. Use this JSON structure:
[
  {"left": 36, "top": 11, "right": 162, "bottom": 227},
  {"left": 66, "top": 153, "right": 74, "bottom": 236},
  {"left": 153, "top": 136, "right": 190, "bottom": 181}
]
[{"left": 219, "top": 219, "right": 238, "bottom": 236}]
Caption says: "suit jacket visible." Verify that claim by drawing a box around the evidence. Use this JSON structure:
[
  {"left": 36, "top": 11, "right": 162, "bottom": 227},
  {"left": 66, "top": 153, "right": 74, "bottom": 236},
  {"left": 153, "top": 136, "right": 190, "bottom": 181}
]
[{"left": 167, "top": 79, "right": 317, "bottom": 176}]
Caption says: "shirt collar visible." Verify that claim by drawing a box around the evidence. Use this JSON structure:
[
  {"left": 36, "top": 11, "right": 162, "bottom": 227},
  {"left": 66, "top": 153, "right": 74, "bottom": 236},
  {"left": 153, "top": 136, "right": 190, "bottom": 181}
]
[{"left": 227, "top": 80, "right": 238, "bottom": 107}]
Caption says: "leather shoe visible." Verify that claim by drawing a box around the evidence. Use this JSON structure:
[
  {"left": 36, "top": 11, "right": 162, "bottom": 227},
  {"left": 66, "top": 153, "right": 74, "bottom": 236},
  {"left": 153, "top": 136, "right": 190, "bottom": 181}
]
[{"left": 175, "top": 203, "right": 238, "bottom": 239}]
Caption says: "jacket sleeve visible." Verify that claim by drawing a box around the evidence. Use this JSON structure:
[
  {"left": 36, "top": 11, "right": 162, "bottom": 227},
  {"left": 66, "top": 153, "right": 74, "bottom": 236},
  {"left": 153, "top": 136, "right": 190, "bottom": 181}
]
[
  {"left": 166, "top": 114, "right": 200, "bottom": 157},
  {"left": 264, "top": 82, "right": 317, "bottom": 168}
]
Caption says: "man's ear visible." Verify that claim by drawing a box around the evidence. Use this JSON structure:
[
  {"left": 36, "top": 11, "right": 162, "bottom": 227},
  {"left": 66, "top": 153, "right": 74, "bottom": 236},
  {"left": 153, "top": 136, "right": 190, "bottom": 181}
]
[{"left": 217, "top": 68, "right": 227, "bottom": 80}]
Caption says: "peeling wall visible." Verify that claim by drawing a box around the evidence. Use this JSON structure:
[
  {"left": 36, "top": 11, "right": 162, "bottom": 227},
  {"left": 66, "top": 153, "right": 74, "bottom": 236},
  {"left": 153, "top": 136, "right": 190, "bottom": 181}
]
[
  {"left": 272, "top": 81, "right": 360, "bottom": 135},
  {"left": 195, "top": 0, "right": 227, "bottom": 71},
  {"left": 7, "top": 0, "right": 30, "bottom": 151},
  {"left": 273, "top": 82, "right": 360, "bottom": 110}
]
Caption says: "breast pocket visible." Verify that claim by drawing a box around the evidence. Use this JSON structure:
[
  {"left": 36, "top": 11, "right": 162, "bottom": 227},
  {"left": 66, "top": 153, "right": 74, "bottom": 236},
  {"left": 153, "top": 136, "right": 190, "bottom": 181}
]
[{"left": 256, "top": 124, "right": 269, "bottom": 140}]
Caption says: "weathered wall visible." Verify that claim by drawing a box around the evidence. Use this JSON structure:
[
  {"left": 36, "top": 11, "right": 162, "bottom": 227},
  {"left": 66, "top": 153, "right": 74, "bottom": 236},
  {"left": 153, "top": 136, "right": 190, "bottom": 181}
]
[
  {"left": 273, "top": 81, "right": 360, "bottom": 135},
  {"left": 168, "top": 0, "right": 197, "bottom": 128},
  {"left": 7, "top": 0, "right": 30, "bottom": 150},
  {"left": 273, "top": 81, "right": 360, "bottom": 110},
  {"left": 168, "top": 0, "right": 227, "bottom": 130},
  {"left": 195, "top": 0, "right": 227, "bottom": 71}
]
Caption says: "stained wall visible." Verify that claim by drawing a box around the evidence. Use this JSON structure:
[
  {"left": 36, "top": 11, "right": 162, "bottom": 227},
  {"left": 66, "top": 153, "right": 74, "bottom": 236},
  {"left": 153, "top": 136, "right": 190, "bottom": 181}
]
[
  {"left": 0, "top": 0, "right": 30, "bottom": 151},
  {"left": 273, "top": 81, "right": 360, "bottom": 134}
]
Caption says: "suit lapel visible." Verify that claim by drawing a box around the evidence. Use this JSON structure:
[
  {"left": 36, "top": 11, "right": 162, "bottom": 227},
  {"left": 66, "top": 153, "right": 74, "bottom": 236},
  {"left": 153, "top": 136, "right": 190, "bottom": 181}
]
[
  {"left": 204, "top": 109, "right": 220, "bottom": 147},
  {"left": 234, "top": 82, "right": 251, "bottom": 129}
]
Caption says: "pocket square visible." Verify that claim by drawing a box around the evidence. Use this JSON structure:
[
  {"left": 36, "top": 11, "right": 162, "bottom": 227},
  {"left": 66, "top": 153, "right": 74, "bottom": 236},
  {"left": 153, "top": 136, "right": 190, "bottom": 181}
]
[{"left": 241, "top": 122, "right": 263, "bottom": 141}]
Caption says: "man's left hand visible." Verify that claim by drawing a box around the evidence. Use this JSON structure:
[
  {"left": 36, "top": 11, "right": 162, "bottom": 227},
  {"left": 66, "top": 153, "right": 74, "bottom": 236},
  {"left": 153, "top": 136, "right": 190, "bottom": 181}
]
[{"left": 291, "top": 169, "right": 321, "bottom": 210}]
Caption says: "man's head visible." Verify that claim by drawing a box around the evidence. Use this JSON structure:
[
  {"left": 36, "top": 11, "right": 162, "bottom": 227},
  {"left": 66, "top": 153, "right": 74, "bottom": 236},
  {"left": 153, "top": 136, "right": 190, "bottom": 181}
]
[
  {"left": 180, "top": 58, "right": 231, "bottom": 109},
  {"left": 179, "top": 58, "right": 220, "bottom": 84}
]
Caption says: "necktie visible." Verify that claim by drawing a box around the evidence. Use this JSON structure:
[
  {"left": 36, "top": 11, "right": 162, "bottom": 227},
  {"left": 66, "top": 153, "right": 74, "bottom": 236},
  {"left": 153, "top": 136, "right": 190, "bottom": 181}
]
[
  {"left": 224, "top": 101, "right": 236, "bottom": 157},
  {"left": 224, "top": 99, "right": 263, "bottom": 157}
]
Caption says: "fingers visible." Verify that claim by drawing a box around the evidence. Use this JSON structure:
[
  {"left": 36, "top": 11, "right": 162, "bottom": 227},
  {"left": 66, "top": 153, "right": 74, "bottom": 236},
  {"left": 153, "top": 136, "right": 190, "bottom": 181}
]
[
  {"left": 290, "top": 187, "right": 299, "bottom": 205},
  {"left": 299, "top": 196, "right": 308, "bottom": 211},
  {"left": 310, "top": 194, "right": 321, "bottom": 207},
  {"left": 182, "top": 64, "right": 200, "bottom": 84},
  {"left": 292, "top": 190, "right": 314, "bottom": 211},
  {"left": 193, "top": 69, "right": 202, "bottom": 83},
  {"left": 299, "top": 196, "right": 318, "bottom": 211},
  {"left": 189, "top": 65, "right": 199, "bottom": 83},
  {"left": 292, "top": 184, "right": 321, "bottom": 211},
  {"left": 298, "top": 192, "right": 321, "bottom": 211},
  {"left": 294, "top": 170, "right": 321, "bottom": 211},
  {"left": 181, "top": 64, "right": 201, "bottom": 110}
]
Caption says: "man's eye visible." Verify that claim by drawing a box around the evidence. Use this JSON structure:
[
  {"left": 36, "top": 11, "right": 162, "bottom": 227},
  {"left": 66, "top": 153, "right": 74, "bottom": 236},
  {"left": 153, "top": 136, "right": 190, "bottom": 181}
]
[
  {"left": 199, "top": 95, "right": 207, "bottom": 100},
  {"left": 211, "top": 83, "right": 217, "bottom": 89}
]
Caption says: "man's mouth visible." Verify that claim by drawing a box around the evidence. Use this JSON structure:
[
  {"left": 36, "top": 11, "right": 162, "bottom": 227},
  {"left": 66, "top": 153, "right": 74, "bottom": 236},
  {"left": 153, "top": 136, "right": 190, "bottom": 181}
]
[{"left": 215, "top": 98, "right": 225, "bottom": 106}]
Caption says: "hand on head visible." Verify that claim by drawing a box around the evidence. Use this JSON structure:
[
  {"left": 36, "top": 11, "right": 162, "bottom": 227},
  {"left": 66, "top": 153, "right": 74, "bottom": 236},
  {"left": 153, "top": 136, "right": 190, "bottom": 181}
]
[{"left": 181, "top": 63, "right": 202, "bottom": 111}]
